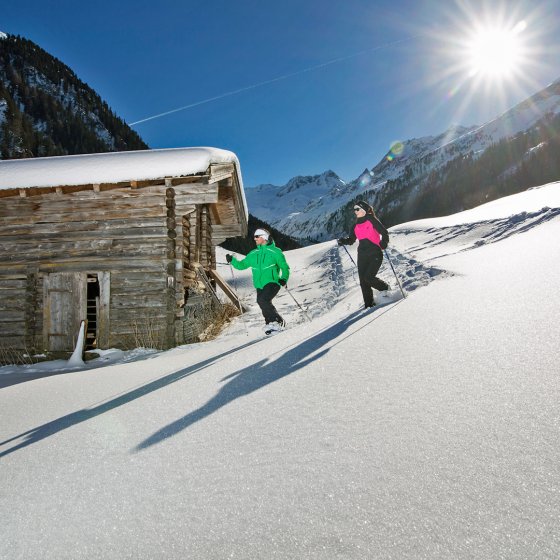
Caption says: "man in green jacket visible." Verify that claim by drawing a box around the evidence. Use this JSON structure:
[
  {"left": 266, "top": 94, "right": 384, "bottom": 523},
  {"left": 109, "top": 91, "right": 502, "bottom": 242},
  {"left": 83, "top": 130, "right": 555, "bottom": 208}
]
[{"left": 226, "top": 228, "right": 290, "bottom": 335}]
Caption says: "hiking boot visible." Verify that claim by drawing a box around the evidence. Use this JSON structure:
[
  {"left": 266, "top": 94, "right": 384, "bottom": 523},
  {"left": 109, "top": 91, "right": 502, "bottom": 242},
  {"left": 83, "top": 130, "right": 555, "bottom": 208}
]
[{"left": 264, "top": 320, "right": 285, "bottom": 336}]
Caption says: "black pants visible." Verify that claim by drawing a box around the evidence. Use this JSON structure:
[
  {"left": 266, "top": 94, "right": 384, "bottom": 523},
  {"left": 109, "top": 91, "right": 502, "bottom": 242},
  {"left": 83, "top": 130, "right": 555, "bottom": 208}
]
[
  {"left": 256, "top": 282, "right": 283, "bottom": 324},
  {"left": 358, "top": 247, "right": 388, "bottom": 307}
]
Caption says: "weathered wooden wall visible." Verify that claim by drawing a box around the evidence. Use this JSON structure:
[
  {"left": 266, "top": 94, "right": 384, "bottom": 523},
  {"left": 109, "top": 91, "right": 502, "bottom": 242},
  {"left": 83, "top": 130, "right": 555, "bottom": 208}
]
[
  {"left": 0, "top": 275, "right": 26, "bottom": 348},
  {"left": 0, "top": 186, "right": 172, "bottom": 351},
  {"left": 0, "top": 166, "right": 247, "bottom": 353}
]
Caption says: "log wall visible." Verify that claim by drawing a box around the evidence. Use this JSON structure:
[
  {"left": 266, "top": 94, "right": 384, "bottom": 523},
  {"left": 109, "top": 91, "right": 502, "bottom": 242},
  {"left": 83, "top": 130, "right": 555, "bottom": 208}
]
[
  {"left": 0, "top": 186, "right": 173, "bottom": 351},
  {"left": 0, "top": 170, "right": 245, "bottom": 353}
]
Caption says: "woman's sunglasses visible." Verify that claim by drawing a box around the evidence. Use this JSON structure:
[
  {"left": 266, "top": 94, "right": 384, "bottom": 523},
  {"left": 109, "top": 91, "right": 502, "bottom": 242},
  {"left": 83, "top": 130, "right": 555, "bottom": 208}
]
[{"left": 353, "top": 207, "right": 362, "bottom": 212}]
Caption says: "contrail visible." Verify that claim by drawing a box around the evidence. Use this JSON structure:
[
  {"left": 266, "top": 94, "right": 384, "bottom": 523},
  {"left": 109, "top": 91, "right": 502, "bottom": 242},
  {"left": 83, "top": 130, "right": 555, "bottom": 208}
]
[{"left": 129, "top": 35, "right": 419, "bottom": 126}]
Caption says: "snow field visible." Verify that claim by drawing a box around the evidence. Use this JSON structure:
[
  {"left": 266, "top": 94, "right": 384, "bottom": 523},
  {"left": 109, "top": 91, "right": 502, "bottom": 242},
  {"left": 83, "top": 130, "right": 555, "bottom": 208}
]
[{"left": 1, "top": 184, "right": 559, "bottom": 559}]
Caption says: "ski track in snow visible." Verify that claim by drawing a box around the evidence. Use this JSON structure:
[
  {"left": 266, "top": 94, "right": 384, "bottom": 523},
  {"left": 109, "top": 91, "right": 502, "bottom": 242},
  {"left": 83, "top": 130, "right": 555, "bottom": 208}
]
[{"left": 393, "top": 205, "right": 560, "bottom": 261}]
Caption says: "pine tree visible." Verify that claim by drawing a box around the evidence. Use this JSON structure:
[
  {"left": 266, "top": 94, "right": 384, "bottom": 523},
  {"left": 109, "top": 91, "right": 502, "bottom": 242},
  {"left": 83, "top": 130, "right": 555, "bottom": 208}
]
[{"left": 0, "top": 34, "right": 149, "bottom": 160}]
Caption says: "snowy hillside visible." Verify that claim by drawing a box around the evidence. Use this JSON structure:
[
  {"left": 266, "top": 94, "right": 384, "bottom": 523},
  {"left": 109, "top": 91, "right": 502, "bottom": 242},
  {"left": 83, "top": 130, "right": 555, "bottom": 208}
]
[
  {"left": 1, "top": 182, "right": 559, "bottom": 559},
  {"left": 0, "top": 34, "right": 147, "bottom": 158},
  {"left": 247, "top": 79, "right": 560, "bottom": 241}
]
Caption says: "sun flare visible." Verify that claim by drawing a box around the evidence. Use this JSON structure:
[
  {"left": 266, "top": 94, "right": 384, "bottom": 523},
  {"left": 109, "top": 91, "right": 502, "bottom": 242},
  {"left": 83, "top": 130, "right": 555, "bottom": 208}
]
[{"left": 466, "top": 22, "right": 526, "bottom": 79}]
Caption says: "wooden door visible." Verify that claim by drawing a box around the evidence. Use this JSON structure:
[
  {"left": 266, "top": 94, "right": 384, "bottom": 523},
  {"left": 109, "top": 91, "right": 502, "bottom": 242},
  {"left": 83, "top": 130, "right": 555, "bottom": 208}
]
[{"left": 43, "top": 272, "right": 87, "bottom": 352}]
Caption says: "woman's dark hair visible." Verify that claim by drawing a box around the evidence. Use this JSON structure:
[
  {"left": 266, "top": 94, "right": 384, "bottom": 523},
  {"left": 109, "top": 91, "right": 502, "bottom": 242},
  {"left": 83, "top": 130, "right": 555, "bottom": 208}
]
[{"left": 356, "top": 201, "right": 377, "bottom": 218}]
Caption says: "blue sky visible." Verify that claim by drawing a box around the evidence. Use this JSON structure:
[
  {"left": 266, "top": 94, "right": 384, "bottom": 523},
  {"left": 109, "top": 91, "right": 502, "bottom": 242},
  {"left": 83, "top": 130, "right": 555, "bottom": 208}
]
[{"left": 3, "top": 0, "right": 560, "bottom": 186}]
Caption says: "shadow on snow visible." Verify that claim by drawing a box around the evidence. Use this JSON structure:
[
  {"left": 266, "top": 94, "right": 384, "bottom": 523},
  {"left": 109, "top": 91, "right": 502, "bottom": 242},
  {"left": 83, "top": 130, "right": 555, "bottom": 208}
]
[
  {"left": 0, "top": 339, "right": 263, "bottom": 458},
  {"left": 135, "top": 302, "right": 402, "bottom": 452},
  {"left": 0, "top": 301, "right": 402, "bottom": 459}
]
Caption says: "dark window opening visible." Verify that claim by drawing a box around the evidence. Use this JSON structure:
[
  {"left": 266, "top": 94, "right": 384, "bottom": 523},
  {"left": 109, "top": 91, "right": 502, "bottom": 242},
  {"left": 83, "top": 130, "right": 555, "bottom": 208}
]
[{"left": 86, "top": 274, "right": 100, "bottom": 350}]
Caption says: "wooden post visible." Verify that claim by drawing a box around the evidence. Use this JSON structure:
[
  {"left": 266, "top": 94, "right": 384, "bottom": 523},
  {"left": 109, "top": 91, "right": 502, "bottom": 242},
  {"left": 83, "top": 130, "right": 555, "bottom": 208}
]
[{"left": 165, "top": 188, "right": 177, "bottom": 349}]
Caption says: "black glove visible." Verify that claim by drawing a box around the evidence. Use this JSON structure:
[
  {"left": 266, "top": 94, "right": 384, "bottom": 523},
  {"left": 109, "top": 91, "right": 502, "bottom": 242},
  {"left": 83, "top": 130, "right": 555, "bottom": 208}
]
[
  {"left": 380, "top": 240, "right": 388, "bottom": 250},
  {"left": 278, "top": 279, "right": 287, "bottom": 287},
  {"left": 225, "top": 254, "right": 233, "bottom": 264},
  {"left": 337, "top": 238, "right": 346, "bottom": 246}
]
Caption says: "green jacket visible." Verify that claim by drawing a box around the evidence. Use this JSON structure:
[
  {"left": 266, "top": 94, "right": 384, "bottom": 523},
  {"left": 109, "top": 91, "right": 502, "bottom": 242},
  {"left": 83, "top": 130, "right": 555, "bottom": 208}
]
[{"left": 231, "top": 241, "right": 290, "bottom": 290}]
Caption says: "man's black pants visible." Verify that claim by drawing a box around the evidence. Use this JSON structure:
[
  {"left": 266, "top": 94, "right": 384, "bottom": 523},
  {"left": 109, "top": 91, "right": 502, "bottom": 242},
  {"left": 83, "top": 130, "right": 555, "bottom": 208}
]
[{"left": 256, "top": 282, "right": 283, "bottom": 324}]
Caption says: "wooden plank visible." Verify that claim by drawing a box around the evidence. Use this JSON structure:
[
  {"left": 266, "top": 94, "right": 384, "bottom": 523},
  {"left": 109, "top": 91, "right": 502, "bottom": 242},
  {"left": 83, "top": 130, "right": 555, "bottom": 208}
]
[
  {"left": 0, "top": 300, "right": 26, "bottom": 312},
  {"left": 28, "top": 258, "right": 168, "bottom": 272},
  {"left": 0, "top": 279, "right": 27, "bottom": 289},
  {"left": 0, "top": 176, "right": 211, "bottom": 199},
  {"left": 195, "top": 266, "right": 221, "bottom": 307},
  {"left": 0, "top": 311, "right": 26, "bottom": 321},
  {"left": 0, "top": 220, "right": 167, "bottom": 237},
  {"left": 211, "top": 224, "right": 245, "bottom": 238},
  {"left": 0, "top": 207, "right": 169, "bottom": 225},
  {"left": 111, "top": 279, "right": 166, "bottom": 291},
  {"left": 168, "top": 175, "right": 209, "bottom": 186},
  {"left": 0, "top": 336, "right": 26, "bottom": 347},
  {"left": 0, "top": 195, "right": 170, "bottom": 215},
  {"left": 209, "top": 269, "right": 247, "bottom": 312},
  {"left": 110, "top": 312, "right": 167, "bottom": 324},
  {"left": 0, "top": 229, "right": 168, "bottom": 244},
  {"left": 208, "top": 163, "right": 234, "bottom": 184},
  {"left": 97, "top": 271, "right": 110, "bottom": 349},
  {"left": 109, "top": 291, "right": 169, "bottom": 304},
  {"left": 208, "top": 203, "right": 222, "bottom": 225},
  {"left": 1, "top": 237, "right": 167, "bottom": 255}
]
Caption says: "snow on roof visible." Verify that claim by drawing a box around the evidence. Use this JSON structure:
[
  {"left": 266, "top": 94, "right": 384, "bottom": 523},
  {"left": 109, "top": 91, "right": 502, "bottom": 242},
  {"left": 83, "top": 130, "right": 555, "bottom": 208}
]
[{"left": 0, "top": 147, "right": 241, "bottom": 190}]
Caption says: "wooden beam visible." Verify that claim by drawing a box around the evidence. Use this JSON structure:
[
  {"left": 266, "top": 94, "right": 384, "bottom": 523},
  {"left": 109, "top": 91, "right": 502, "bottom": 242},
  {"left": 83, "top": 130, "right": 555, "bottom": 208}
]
[
  {"left": 209, "top": 203, "right": 221, "bottom": 225},
  {"left": 209, "top": 269, "right": 247, "bottom": 312},
  {"left": 208, "top": 163, "right": 234, "bottom": 184},
  {"left": 0, "top": 175, "right": 212, "bottom": 199},
  {"left": 211, "top": 224, "right": 244, "bottom": 238}
]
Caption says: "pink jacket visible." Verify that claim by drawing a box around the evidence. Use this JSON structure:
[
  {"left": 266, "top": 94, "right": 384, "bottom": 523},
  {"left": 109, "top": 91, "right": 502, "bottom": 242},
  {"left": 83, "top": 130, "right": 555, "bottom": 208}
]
[{"left": 354, "top": 219, "right": 382, "bottom": 247}]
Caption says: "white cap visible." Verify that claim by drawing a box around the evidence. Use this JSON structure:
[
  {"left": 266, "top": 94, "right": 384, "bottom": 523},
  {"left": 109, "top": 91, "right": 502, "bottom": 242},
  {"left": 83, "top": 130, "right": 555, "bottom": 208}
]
[{"left": 254, "top": 229, "right": 270, "bottom": 240}]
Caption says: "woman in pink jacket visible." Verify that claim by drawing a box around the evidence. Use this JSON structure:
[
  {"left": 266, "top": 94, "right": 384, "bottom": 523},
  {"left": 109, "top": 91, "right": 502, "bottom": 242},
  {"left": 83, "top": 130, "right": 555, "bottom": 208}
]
[{"left": 338, "top": 200, "right": 390, "bottom": 308}]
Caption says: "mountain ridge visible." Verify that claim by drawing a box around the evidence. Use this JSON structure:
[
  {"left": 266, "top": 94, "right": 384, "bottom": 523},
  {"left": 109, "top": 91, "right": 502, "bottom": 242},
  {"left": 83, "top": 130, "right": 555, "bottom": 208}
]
[{"left": 247, "top": 79, "right": 560, "bottom": 241}]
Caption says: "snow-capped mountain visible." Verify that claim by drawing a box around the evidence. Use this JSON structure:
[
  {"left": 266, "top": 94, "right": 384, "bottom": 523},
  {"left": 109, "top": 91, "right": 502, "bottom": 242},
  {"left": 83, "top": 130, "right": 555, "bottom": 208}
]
[
  {"left": 247, "top": 79, "right": 560, "bottom": 241},
  {"left": 246, "top": 170, "right": 356, "bottom": 234}
]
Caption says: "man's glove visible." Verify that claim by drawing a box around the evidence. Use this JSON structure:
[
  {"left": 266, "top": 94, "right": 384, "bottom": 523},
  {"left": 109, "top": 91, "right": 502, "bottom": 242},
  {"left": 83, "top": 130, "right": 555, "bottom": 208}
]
[
  {"left": 278, "top": 279, "right": 287, "bottom": 287},
  {"left": 225, "top": 254, "right": 233, "bottom": 264},
  {"left": 337, "top": 238, "right": 346, "bottom": 246},
  {"left": 380, "top": 240, "right": 388, "bottom": 250}
]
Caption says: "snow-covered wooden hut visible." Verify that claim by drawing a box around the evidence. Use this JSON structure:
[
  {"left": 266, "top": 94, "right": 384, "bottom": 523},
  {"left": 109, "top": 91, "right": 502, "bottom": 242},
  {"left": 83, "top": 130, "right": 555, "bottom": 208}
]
[{"left": 0, "top": 147, "right": 248, "bottom": 354}]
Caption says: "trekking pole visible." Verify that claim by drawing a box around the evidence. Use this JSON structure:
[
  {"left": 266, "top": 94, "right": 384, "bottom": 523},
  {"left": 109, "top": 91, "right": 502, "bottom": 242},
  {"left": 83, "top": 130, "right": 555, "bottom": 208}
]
[
  {"left": 229, "top": 263, "right": 249, "bottom": 335},
  {"left": 284, "top": 285, "right": 312, "bottom": 323},
  {"left": 384, "top": 249, "right": 407, "bottom": 299},
  {"left": 340, "top": 244, "right": 356, "bottom": 267},
  {"left": 338, "top": 243, "right": 358, "bottom": 283}
]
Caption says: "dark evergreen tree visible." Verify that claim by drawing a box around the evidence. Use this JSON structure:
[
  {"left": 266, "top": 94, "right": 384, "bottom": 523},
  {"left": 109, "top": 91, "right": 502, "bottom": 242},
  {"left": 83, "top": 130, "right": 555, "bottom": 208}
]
[{"left": 0, "top": 34, "right": 148, "bottom": 159}]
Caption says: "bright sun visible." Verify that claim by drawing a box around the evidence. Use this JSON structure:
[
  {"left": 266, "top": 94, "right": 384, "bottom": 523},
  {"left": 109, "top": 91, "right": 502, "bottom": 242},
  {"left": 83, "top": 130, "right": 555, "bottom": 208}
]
[{"left": 466, "top": 21, "right": 527, "bottom": 80}]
